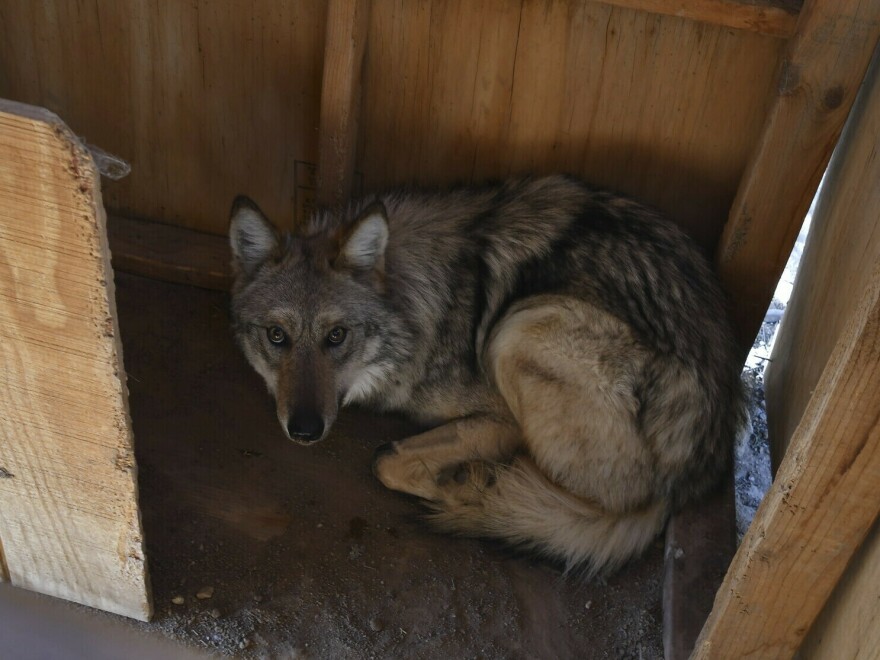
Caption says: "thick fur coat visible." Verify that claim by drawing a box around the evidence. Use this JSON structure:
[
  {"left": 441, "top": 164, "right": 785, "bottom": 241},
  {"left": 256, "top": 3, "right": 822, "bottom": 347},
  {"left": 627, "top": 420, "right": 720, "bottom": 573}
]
[{"left": 229, "top": 175, "right": 747, "bottom": 575}]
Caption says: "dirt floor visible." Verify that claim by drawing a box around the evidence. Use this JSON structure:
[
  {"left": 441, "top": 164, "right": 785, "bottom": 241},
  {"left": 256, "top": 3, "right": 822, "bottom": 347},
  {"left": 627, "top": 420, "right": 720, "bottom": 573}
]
[{"left": 109, "top": 272, "right": 665, "bottom": 658}]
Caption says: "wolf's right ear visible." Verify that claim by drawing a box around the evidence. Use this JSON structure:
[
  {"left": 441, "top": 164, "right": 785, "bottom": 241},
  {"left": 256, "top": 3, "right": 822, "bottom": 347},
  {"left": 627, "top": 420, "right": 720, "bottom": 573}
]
[{"left": 229, "top": 196, "right": 280, "bottom": 276}]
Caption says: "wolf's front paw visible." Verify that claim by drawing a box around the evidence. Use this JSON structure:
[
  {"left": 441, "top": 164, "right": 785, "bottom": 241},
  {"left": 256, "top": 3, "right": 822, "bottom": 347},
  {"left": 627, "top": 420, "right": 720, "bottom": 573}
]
[
  {"left": 372, "top": 442, "right": 442, "bottom": 501},
  {"left": 371, "top": 442, "right": 398, "bottom": 476}
]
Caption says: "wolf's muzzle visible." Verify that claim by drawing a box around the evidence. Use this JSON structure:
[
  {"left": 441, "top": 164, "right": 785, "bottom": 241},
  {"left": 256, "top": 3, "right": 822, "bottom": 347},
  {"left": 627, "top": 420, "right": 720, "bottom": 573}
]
[{"left": 287, "top": 411, "right": 325, "bottom": 443}]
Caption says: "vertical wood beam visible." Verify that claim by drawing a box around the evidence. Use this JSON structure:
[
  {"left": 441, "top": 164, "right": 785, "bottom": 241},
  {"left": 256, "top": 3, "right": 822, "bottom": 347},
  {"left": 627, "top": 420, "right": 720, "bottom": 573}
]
[
  {"left": 765, "top": 45, "right": 880, "bottom": 470},
  {"left": 694, "top": 259, "right": 880, "bottom": 657},
  {"left": 801, "top": 518, "right": 880, "bottom": 658},
  {"left": 316, "top": 0, "right": 371, "bottom": 210},
  {"left": 715, "top": 0, "right": 880, "bottom": 354},
  {"left": 662, "top": 484, "right": 735, "bottom": 660}
]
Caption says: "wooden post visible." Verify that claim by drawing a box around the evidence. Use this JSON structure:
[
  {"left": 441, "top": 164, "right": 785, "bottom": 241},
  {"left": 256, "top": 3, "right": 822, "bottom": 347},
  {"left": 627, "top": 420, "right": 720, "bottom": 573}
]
[
  {"left": 715, "top": 0, "right": 880, "bottom": 354},
  {"left": 693, "top": 265, "right": 880, "bottom": 656},
  {"left": 801, "top": 518, "right": 880, "bottom": 658},
  {"left": 765, "top": 45, "right": 880, "bottom": 470},
  {"left": 316, "top": 0, "right": 371, "bottom": 210},
  {"left": 0, "top": 100, "right": 151, "bottom": 620},
  {"left": 757, "top": 44, "right": 880, "bottom": 659}
]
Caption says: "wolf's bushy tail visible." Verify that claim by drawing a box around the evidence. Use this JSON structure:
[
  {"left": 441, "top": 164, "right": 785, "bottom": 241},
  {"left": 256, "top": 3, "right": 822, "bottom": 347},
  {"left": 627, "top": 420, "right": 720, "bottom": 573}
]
[{"left": 428, "top": 457, "right": 668, "bottom": 576}]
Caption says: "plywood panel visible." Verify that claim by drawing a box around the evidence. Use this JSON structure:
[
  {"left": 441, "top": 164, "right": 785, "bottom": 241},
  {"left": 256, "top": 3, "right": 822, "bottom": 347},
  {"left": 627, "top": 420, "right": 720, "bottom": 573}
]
[
  {"left": 0, "top": 100, "right": 150, "bottom": 619},
  {"left": 0, "top": 0, "right": 327, "bottom": 234},
  {"left": 358, "top": 0, "right": 785, "bottom": 250}
]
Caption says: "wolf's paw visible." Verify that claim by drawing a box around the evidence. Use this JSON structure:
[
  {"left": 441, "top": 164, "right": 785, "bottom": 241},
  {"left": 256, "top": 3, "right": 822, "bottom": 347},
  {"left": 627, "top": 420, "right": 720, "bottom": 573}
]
[
  {"left": 372, "top": 442, "right": 443, "bottom": 501},
  {"left": 434, "top": 461, "right": 498, "bottom": 505}
]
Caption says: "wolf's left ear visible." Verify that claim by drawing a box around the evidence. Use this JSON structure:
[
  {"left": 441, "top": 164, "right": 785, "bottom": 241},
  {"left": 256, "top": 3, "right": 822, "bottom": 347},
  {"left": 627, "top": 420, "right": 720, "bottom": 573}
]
[
  {"left": 229, "top": 196, "right": 280, "bottom": 276},
  {"left": 337, "top": 202, "right": 389, "bottom": 272}
]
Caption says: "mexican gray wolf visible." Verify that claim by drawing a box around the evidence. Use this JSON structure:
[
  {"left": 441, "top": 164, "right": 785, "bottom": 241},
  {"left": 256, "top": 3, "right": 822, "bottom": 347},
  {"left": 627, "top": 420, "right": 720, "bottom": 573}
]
[{"left": 228, "top": 175, "right": 747, "bottom": 575}]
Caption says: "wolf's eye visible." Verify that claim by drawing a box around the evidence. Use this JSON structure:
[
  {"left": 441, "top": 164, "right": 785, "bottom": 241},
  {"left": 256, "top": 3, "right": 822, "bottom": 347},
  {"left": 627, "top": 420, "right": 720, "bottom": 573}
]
[
  {"left": 267, "top": 326, "right": 287, "bottom": 344},
  {"left": 327, "top": 326, "right": 347, "bottom": 345}
]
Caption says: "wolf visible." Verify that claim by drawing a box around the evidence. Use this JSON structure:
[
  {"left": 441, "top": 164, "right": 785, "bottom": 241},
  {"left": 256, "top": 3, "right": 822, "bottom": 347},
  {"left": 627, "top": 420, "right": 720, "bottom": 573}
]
[{"left": 228, "top": 175, "right": 747, "bottom": 575}]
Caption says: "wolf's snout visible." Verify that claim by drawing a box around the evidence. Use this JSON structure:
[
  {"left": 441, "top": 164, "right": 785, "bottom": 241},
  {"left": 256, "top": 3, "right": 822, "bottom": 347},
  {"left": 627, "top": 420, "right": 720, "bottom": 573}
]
[{"left": 286, "top": 411, "right": 325, "bottom": 443}]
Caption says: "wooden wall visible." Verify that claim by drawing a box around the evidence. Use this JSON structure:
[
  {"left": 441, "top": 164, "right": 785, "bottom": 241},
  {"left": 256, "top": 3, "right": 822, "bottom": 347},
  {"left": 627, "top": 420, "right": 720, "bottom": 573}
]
[
  {"left": 0, "top": 1, "right": 327, "bottom": 235},
  {"left": 0, "top": 0, "right": 786, "bottom": 249}
]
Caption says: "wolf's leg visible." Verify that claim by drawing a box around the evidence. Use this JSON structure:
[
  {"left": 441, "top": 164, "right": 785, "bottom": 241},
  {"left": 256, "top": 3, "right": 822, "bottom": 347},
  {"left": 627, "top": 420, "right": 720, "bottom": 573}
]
[
  {"left": 486, "top": 295, "right": 659, "bottom": 512},
  {"left": 424, "top": 296, "right": 670, "bottom": 573},
  {"left": 373, "top": 416, "right": 521, "bottom": 501}
]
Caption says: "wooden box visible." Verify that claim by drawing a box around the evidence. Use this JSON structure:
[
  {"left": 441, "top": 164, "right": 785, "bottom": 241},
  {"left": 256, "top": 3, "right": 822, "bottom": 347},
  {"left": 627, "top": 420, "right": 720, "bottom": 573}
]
[{"left": 1, "top": 1, "right": 878, "bottom": 657}]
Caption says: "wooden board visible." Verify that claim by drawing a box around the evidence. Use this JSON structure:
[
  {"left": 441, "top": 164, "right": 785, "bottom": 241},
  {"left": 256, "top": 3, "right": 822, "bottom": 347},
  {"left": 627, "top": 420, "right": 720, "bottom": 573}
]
[
  {"left": 716, "top": 0, "right": 880, "bottom": 351},
  {"left": 760, "top": 45, "right": 880, "bottom": 660},
  {"left": 595, "top": 0, "right": 801, "bottom": 37},
  {"left": 0, "top": 100, "right": 151, "bottom": 620},
  {"left": 0, "top": 0, "right": 785, "bottom": 247},
  {"left": 662, "top": 482, "right": 735, "bottom": 660},
  {"left": 0, "top": 0, "right": 327, "bottom": 234},
  {"left": 107, "top": 215, "right": 232, "bottom": 292},
  {"left": 801, "top": 519, "right": 880, "bottom": 659},
  {"left": 765, "top": 44, "right": 880, "bottom": 469},
  {"left": 693, "top": 260, "right": 880, "bottom": 657},
  {"left": 358, "top": 0, "right": 784, "bottom": 251},
  {"left": 317, "top": 0, "right": 371, "bottom": 210}
]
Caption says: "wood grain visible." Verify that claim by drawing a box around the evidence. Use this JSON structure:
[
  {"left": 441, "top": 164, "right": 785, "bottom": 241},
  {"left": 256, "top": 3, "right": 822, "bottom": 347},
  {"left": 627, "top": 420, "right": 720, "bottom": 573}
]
[
  {"left": 765, "top": 46, "right": 880, "bottom": 470},
  {"left": 0, "top": 0, "right": 327, "bottom": 234},
  {"left": 317, "top": 0, "right": 371, "bottom": 210},
  {"left": 0, "top": 0, "right": 787, "bottom": 248},
  {"left": 662, "top": 482, "right": 735, "bottom": 660},
  {"left": 762, "top": 46, "right": 880, "bottom": 660},
  {"left": 0, "top": 100, "right": 151, "bottom": 620},
  {"left": 593, "top": 0, "right": 801, "bottom": 38},
  {"left": 693, "top": 260, "right": 880, "bottom": 657},
  {"left": 801, "top": 519, "right": 880, "bottom": 659},
  {"left": 359, "top": 0, "right": 784, "bottom": 251},
  {"left": 107, "top": 215, "right": 232, "bottom": 292},
  {"left": 716, "top": 0, "right": 880, "bottom": 351}
]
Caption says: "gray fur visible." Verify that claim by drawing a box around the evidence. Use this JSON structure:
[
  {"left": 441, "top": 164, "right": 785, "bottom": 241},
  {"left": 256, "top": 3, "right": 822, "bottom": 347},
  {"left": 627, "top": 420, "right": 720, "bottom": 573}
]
[{"left": 229, "top": 175, "right": 747, "bottom": 573}]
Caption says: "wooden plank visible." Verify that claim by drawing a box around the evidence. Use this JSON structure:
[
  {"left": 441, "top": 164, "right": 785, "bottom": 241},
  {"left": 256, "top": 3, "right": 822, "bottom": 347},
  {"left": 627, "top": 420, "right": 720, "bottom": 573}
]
[
  {"left": 693, "top": 258, "right": 880, "bottom": 657},
  {"left": 662, "top": 482, "right": 735, "bottom": 660},
  {"left": 801, "top": 519, "right": 880, "bottom": 659},
  {"left": 761, "top": 45, "right": 880, "bottom": 660},
  {"left": 317, "top": 0, "right": 371, "bottom": 210},
  {"left": 0, "top": 0, "right": 787, "bottom": 246},
  {"left": 359, "top": 0, "right": 785, "bottom": 251},
  {"left": 593, "top": 0, "right": 800, "bottom": 38},
  {"left": 0, "top": 0, "right": 327, "bottom": 234},
  {"left": 715, "top": 0, "right": 880, "bottom": 352},
  {"left": 765, "top": 44, "right": 880, "bottom": 469},
  {"left": 0, "top": 100, "right": 151, "bottom": 620},
  {"left": 107, "top": 215, "right": 232, "bottom": 292}
]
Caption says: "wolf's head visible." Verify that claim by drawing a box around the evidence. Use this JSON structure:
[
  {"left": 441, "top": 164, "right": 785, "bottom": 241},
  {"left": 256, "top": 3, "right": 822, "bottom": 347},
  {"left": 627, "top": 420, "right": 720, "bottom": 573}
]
[{"left": 228, "top": 196, "right": 399, "bottom": 445}]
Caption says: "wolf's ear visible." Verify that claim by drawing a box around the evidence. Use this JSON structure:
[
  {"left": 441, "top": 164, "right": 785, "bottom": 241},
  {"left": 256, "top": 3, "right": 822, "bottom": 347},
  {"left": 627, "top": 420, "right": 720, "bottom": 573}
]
[
  {"left": 337, "top": 202, "right": 389, "bottom": 272},
  {"left": 229, "top": 196, "right": 280, "bottom": 275}
]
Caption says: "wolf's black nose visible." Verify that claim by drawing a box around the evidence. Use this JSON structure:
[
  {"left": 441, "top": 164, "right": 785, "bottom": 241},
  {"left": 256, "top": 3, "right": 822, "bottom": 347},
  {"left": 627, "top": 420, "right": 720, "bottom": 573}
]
[{"left": 287, "top": 412, "right": 325, "bottom": 443}]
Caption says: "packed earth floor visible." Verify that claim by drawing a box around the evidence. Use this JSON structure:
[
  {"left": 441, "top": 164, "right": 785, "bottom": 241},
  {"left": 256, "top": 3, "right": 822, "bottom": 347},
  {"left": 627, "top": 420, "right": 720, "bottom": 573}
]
[{"left": 114, "top": 273, "right": 665, "bottom": 659}]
